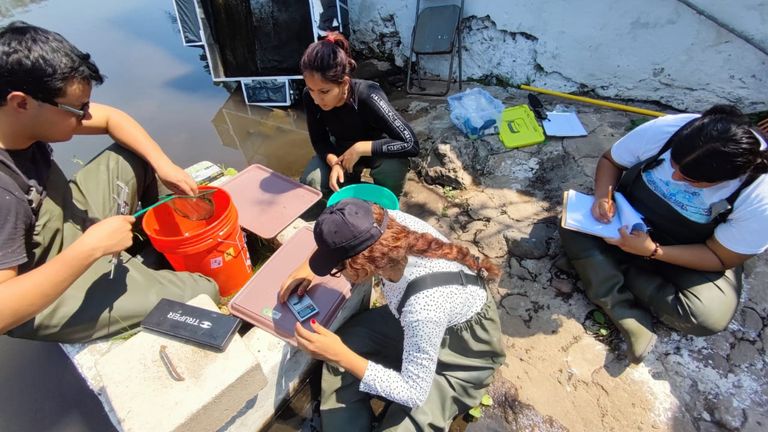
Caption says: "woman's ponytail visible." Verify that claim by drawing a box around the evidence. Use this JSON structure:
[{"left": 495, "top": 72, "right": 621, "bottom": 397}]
[
  {"left": 300, "top": 31, "right": 356, "bottom": 84},
  {"left": 347, "top": 206, "right": 501, "bottom": 284},
  {"left": 406, "top": 232, "right": 501, "bottom": 281}
]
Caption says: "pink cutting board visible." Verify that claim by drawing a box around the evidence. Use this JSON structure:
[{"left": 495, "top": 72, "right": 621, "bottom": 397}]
[
  {"left": 228, "top": 227, "right": 351, "bottom": 346},
  {"left": 220, "top": 164, "right": 322, "bottom": 239}
]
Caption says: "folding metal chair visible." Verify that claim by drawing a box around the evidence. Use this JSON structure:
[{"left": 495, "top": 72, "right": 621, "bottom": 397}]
[{"left": 406, "top": 0, "right": 464, "bottom": 96}]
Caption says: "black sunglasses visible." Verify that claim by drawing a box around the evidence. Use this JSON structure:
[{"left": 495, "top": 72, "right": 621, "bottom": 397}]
[
  {"left": 44, "top": 99, "right": 90, "bottom": 120},
  {"left": 329, "top": 261, "right": 346, "bottom": 278}
]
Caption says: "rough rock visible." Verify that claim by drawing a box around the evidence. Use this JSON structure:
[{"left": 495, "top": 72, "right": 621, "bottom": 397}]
[
  {"left": 762, "top": 329, "right": 768, "bottom": 355},
  {"left": 550, "top": 278, "right": 575, "bottom": 294},
  {"left": 466, "top": 193, "right": 502, "bottom": 220},
  {"left": 743, "top": 254, "right": 768, "bottom": 318},
  {"left": 712, "top": 397, "right": 745, "bottom": 431},
  {"left": 734, "top": 307, "right": 763, "bottom": 341},
  {"left": 503, "top": 222, "right": 554, "bottom": 259},
  {"left": 475, "top": 221, "right": 512, "bottom": 259},
  {"left": 698, "top": 421, "right": 727, "bottom": 432},
  {"left": 742, "top": 409, "right": 768, "bottom": 432},
  {"left": 419, "top": 141, "right": 474, "bottom": 189},
  {"left": 728, "top": 341, "right": 761, "bottom": 366}
]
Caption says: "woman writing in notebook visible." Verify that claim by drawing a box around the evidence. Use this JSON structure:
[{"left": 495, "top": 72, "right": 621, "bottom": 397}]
[
  {"left": 560, "top": 105, "right": 768, "bottom": 362},
  {"left": 279, "top": 199, "right": 505, "bottom": 431},
  {"left": 299, "top": 32, "right": 418, "bottom": 199}
]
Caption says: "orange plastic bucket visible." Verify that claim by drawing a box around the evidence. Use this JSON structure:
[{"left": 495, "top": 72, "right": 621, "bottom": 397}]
[{"left": 142, "top": 186, "right": 252, "bottom": 297}]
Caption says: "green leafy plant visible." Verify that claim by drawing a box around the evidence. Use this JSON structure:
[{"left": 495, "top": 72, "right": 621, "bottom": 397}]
[
  {"left": 467, "top": 394, "right": 493, "bottom": 420},
  {"left": 442, "top": 186, "right": 457, "bottom": 201},
  {"left": 593, "top": 310, "right": 610, "bottom": 336},
  {"left": 585, "top": 309, "right": 616, "bottom": 340}
]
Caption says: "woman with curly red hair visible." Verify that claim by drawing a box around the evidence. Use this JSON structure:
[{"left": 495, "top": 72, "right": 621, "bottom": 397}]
[{"left": 279, "top": 199, "right": 505, "bottom": 431}]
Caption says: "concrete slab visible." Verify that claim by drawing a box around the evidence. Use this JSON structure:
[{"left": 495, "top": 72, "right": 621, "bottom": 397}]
[
  {"left": 60, "top": 217, "right": 368, "bottom": 432},
  {"left": 95, "top": 295, "right": 267, "bottom": 432}
]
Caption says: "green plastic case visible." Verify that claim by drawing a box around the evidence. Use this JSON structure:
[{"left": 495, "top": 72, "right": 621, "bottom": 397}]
[{"left": 498, "top": 105, "right": 546, "bottom": 149}]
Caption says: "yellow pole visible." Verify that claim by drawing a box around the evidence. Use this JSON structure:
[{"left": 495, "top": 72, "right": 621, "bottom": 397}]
[{"left": 520, "top": 84, "right": 666, "bottom": 117}]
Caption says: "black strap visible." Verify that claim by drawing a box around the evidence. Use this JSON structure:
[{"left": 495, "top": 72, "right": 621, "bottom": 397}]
[
  {"left": 642, "top": 118, "right": 696, "bottom": 170},
  {"left": 396, "top": 270, "right": 482, "bottom": 316},
  {"left": 0, "top": 159, "right": 42, "bottom": 213},
  {"left": 711, "top": 172, "right": 760, "bottom": 224}
]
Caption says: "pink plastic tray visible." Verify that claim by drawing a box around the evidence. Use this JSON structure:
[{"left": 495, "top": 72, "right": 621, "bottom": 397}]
[
  {"left": 228, "top": 227, "right": 352, "bottom": 345},
  {"left": 220, "top": 164, "right": 322, "bottom": 239}
]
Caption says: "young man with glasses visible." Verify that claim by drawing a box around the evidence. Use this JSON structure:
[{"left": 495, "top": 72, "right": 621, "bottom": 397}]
[{"left": 0, "top": 21, "right": 219, "bottom": 342}]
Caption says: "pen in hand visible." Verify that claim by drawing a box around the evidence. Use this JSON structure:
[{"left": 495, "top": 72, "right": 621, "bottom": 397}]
[
  {"left": 602, "top": 185, "right": 616, "bottom": 222},
  {"left": 607, "top": 185, "right": 614, "bottom": 210}
]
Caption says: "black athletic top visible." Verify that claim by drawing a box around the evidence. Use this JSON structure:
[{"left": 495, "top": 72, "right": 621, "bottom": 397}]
[{"left": 303, "top": 79, "right": 419, "bottom": 160}]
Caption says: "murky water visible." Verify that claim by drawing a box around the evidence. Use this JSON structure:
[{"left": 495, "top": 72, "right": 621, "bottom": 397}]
[{"left": 1, "top": 0, "right": 314, "bottom": 178}]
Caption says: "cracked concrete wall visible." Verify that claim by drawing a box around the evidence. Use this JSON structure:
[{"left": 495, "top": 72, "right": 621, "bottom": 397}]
[{"left": 349, "top": 0, "right": 768, "bottom": 112}]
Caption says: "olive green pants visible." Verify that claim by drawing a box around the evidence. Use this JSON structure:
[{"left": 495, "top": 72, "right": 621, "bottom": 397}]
[
  {"left": 559, "top": 227, "right": 741, "bottom": 336},
  {"left": 8, "top": 144, "right": 219, "bottom": 343},
  {"left": 300, "top": 154, "right": 410, "bottom": 199},
  {"left": 320, "top": 294, "right": 505, "bottom": 432}
]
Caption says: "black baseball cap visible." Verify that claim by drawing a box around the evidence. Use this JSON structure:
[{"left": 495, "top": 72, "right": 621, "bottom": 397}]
[{"left": 308, "top": 199, "right": 389, "bottom": 276}]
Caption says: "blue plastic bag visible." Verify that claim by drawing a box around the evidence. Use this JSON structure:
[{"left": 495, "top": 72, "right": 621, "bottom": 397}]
[{"left": 447, "top": 88, "right": 504, "bottom": 138}]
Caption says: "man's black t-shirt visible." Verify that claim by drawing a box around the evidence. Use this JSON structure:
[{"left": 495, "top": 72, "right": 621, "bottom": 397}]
[
  {"left": 0, "top": 142, "right": 52, "bottom": 269},
  {"left": 303, "top": 79, "right": 419, "bottom": 160}
]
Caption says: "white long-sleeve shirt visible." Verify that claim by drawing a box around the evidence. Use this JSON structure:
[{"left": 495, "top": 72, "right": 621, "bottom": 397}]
[{"left": 358, "top": 210, "right": 486, "bottom": 407}]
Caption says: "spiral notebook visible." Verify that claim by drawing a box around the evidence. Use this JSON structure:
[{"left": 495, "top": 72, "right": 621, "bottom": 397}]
[{"left": 561, "top": 189, "right": 646, "bottom": 240}]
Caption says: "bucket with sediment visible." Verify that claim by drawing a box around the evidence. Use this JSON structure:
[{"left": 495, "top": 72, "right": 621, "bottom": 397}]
[{"left": 142, "top": 186, "right": 252, "bottom": 297}]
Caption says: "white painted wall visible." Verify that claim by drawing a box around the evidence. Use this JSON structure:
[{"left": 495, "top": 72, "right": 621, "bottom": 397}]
[{"left": 350, "top": 0, "right": 768, "bottom": 112}]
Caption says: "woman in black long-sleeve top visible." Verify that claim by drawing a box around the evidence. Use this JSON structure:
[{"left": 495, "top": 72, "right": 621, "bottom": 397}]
[{"left": 299, "top": 32, "right": 418, "bottom": 198}]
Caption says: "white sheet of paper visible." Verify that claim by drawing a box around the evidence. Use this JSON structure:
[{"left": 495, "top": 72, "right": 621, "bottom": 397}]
[
  {"left": 561, "top": 190, "right": 646, "bottom": 239},
  {"left": 543, "top": 112, "right": 588, "bottom": 137},
  {"left": 613, "top": 192, "right": 647, "bottom": 233}
]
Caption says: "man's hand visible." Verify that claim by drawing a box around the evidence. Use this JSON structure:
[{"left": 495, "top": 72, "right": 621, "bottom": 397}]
[
  {"left": 295, "top": 320, "right": 349, "bottom": 363},
  {"left": 328, "top": 163, "right": 346, "bottom": 192},
  {"left": 604, "top": 226, "right": 655, "bottom": 257},
  {"left": 77, "top": 215, "right": 136, "bottom": 258},
  {"left": 156, "top": 162, "right": 198, "bottom": 196}
]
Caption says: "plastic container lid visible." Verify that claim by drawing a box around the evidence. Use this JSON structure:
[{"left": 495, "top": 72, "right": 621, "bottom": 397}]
[
  {"left": 228, "top": 227, "right": 352, "bottom": 345},
  {"left": 220, "top": 164, "right": 322, "bottom": 239}
]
